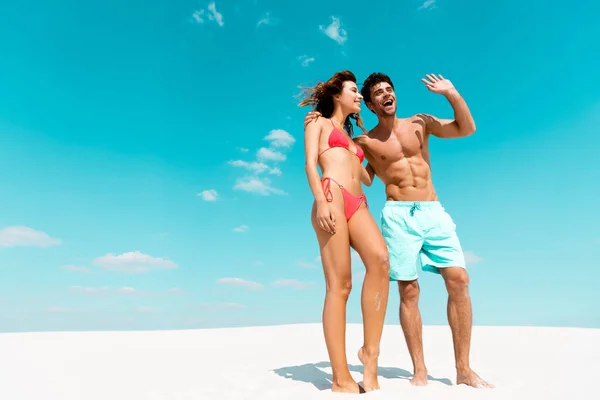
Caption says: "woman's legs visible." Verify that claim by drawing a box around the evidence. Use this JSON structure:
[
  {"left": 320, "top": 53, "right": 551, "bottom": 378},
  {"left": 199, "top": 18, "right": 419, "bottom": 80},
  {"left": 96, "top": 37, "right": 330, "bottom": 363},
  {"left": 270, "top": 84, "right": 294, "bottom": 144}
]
[
  {"left": 348, "top": 207, "right": 390, "bottom": 391},
  {"left": 311, "top": 199, "right": 360, "bottom": 393}
]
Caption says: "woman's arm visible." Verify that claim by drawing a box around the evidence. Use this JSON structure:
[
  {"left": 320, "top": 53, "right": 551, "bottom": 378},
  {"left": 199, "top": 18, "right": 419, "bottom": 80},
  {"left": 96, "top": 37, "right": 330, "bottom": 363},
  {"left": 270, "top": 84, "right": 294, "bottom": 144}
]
[
  {"left": 304, "top": 118, "right": 336, "bottom": 233},
  {"left": 304, "top": 119, "right": 327, "bottom": 204}
]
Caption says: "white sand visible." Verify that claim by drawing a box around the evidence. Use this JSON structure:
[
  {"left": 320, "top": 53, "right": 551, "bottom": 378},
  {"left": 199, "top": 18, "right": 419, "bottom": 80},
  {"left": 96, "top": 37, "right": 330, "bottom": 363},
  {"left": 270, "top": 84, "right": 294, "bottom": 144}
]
[{"left": 1, "top": 323, "right": 598, "bottom": 399}]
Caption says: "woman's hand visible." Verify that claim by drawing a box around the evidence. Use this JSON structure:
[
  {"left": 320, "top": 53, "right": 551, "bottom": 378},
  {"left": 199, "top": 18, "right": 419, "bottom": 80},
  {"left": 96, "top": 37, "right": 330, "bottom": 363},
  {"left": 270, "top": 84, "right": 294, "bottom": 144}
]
[{"left": 316, "top": 201, "right": 336, "bottom": 234}]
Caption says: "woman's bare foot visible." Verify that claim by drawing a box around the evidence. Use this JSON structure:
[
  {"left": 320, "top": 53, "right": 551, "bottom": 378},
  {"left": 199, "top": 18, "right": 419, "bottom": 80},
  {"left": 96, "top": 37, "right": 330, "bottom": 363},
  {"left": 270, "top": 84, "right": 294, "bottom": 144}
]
[
  {"left": 331, "top": 377, "right": 362, "bottom": 393},
  {"left": 457, "top": 368, "right": 495, "bottom": 388},
  {"left": 410, "top": 370, "right": 428, "bottom": 386},
  {"left": 358, "top": 347, "right": 380, "bottom": 392}
]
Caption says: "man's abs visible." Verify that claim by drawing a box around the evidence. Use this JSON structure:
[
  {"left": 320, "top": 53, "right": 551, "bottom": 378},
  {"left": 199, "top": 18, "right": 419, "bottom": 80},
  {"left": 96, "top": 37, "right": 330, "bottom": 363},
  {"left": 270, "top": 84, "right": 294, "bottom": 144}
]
[{"left": 378, "top": 156, "right": 437, "bottom": 201}]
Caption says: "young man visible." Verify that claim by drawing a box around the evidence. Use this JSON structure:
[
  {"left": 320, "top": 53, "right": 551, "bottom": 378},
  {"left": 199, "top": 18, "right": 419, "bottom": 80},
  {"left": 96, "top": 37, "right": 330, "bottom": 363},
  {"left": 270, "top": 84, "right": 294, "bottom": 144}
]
[{"left": 303, "top": 73, "right": 493, "bottom": 389}]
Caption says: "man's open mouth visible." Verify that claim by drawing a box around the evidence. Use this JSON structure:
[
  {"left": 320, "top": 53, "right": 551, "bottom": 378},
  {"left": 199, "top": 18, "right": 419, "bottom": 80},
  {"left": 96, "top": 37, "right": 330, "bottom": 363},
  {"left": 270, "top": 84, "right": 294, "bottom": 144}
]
[{"left": 383, "top": 99, "right": 393, "bottom": 107}]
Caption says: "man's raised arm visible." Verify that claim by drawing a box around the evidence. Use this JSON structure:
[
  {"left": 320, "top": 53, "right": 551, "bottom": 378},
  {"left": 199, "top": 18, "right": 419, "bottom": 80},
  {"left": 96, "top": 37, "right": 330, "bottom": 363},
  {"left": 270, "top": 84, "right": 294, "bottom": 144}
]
[{"left": 418, "top": 74, "right": 476, "bottom": 139}]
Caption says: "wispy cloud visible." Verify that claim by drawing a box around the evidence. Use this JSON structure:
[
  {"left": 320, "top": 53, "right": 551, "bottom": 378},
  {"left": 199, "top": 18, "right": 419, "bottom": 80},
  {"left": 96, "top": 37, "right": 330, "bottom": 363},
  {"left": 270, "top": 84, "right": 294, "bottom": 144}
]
[
  {"left": 47, "top": 306, "right": 66, "bottom": 313},
  {"left": 135, "top": 307, "right": 153, "bottom": 313},
  {"left": 264, "top": 129, "right": 296, "bottom": 148},
  {"left": 229, "top": 160, "right": 281, "bottom": 175},
  {"left": 319, "top": 17, "right": 347, "bottom": 45},
  {"left": 298, "top": 55, "right": 315, "bottom": 67},
  {"left": 69, "top": 286, "right": 183, "bottom": 296},
  {"left": 233, "top": 225, "right": 248, "bottom": 233},
  {"left": 229, "top": 129, "right": 294, "bottom": 196},
  {"left": 61, "top": 265, "right": 92, "bottom": 273},
  {"left": 464, "top": 251, "right": 483, "bottom": 264},
  {"left": 217, "top": 277, "right": 264, "bottom": 290},
  {"left": 257, "top": 12, "right": 275, "bottom": 27},
  {"left": 192, "top": 2, "right": 224, "bottom": 27},
  {"left": 199, "top": 302, "right": 247, "bottom": 311},
  {"left": 198, "top": 189, "right": 219, "bottom": 201},
  {"left": 271, "top": 280, "right": 313, "bottom": 289},
  {"left": 419, "top": 0, "right": 436, "bottom": 10},
  {"left": 233, "top": 177, "right": 285, "bottom": 195},
  {"left": 192, "top": 10, "right": 205, "bottom": 23},
  {"left": 257, "top": 147, "right": 286, "bottom": 161},
  {"left": 297, "top": 258, "right": 318, "bottom": 269},
  {"left": 70, "top": 286, "right": 110, "bottom": 295},
  {"left": 0, "top": 226, "right": 61, "bottom": 248},
  {"left": 93, "top": 251, "right": 177, "bottom": 273},
  {"left": 207, "top": 2, "right": 224, "bottom": 26}
]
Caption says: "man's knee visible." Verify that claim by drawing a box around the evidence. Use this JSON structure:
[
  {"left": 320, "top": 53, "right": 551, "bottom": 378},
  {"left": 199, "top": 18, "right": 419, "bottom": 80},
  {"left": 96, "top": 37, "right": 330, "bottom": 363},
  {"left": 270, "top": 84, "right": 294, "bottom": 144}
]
[
  {"left": 399, "top": 280, "right": 420, "bottom": 305},
  {"left": 443, "top": 268, "right": 470, "bottom": 295}
]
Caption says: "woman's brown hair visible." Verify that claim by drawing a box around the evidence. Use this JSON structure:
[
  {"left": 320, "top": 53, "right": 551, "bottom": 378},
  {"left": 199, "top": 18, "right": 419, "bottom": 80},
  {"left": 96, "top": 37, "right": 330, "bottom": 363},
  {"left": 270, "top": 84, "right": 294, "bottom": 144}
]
[{"left": 298, "top": 70, "right": 366, "bottom": 136}]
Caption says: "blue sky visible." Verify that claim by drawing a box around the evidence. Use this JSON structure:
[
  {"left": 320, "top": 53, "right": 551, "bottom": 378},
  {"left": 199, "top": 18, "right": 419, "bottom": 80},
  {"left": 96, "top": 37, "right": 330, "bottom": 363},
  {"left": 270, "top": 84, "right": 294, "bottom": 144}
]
[{"left": 0, "top": 0, "right": 598, "bottom": 332}]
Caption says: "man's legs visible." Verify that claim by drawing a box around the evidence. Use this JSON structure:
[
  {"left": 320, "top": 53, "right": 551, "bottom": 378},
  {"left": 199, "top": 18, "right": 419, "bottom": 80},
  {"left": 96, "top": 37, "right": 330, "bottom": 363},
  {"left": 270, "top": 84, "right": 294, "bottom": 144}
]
[
  {"left": 439, "top": 267, "right": 493, "bottom": 388},
  {"left": 420, "top": 203, "right": 494, "bottom": 388},
  {"left": 398, "top": 279, "right": 428, "bottom": 386}
]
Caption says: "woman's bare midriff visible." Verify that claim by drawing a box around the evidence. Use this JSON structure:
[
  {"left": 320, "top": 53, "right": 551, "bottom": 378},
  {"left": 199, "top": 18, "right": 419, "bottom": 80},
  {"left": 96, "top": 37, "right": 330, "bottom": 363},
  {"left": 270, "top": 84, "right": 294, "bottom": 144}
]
[{"left": 318, "top": 150, "right": 365, "bottom": 196}]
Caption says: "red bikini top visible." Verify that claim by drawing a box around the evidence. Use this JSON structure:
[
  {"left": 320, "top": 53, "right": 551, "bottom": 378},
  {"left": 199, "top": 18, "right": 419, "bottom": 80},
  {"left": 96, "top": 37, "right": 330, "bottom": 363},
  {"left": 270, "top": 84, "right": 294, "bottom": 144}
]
[{"left": 318, "top": 119, "right": 365, "bottom": 163}]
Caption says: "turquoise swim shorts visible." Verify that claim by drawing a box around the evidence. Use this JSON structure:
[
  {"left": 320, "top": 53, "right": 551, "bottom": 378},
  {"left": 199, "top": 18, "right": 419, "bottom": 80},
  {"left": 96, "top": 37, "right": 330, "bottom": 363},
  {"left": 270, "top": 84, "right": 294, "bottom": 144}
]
[{"left": 380, "top": 201, "right": 466, "bottom": 281}]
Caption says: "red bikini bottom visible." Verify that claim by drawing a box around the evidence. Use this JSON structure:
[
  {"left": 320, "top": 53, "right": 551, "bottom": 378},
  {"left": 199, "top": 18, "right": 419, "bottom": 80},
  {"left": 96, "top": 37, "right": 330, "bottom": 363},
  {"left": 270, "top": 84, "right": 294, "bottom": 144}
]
[{"left": 321, "top": 177, "right": 368, "bottom": 221}]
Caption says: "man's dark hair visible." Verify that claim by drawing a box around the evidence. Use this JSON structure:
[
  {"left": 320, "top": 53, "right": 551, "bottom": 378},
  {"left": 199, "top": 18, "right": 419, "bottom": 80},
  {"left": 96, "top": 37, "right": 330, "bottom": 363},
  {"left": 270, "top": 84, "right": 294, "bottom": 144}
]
[{"left": 360, "top": 72, "right": 395, "bottom": 105}]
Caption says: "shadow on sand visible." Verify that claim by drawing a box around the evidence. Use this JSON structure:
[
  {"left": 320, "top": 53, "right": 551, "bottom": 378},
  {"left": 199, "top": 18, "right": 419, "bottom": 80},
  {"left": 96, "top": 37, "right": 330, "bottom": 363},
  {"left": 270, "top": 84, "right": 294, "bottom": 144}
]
[{"left": 272, "top": 361, "right": 452, "bottom": 391}]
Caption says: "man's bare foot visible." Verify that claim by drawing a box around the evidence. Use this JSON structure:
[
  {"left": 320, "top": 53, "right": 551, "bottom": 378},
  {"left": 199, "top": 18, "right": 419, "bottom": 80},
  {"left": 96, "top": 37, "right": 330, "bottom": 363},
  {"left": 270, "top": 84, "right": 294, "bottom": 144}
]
[
  {"left": 331, "top": 377, "right": 362, "bottom": 394},
  {"left": 410, "top": 370, "right": 428, "bottom": 386},
  {"left": 457, "top": 369, "right": 495, "bottom": 389},
  {"left": 358, "top": 347, "right": 380, "bottom": 391}
]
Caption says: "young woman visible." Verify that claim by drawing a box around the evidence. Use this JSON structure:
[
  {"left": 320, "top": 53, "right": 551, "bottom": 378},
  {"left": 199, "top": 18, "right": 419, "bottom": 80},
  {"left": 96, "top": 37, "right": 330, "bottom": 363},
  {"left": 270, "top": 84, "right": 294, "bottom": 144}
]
[{"left": 300, "top": 70, "right": 390, "bottom": 393}]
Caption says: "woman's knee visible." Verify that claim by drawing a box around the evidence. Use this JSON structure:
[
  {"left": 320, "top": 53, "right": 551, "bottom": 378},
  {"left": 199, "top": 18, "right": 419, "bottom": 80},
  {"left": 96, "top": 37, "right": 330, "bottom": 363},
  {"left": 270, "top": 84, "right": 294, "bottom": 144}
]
[
  {"left": 366, "top": 247, "right": 390, "bottom": 276},
  {"left": 326, "top": 276, "right": 353, "bottom": 298}
]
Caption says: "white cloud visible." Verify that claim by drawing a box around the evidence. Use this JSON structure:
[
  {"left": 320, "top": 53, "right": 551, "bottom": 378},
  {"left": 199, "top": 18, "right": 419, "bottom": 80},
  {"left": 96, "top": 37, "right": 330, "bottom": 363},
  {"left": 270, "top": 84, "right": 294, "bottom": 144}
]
[
  {"left": 464, "top": 251, "right": 483, "bottom": 264},
  {"left": 298, "top": 55, "right": 315, "bottom": 67},
  {"left": 207, "top": 2, "right": 224, "bottom": 26},
  {"left": 233, "top": 177, "right": 284, "bottom": 196},
  {"left": 257, "top": 12, "right": 273, "bottom": 27},
  {"left": 0, "top": 226, "right": 61, "bottom": 248},
  {"left": 61, "top": 265, "right": 91, "bottom": 273},
  {"left": 237, "top": 147, "right": 249, "bottom": 153},
  {"left": 192, "top": 10, "right": 205, "bottom": 23},
  {"left": 257, "top": 147, "right": 286, "bottom": 161},
  {"left": 319, "top": 17, "right": 347, "bottom": 45},
  {"left": 419, "top": 0, "right": 436, "bottom": 10},
  {"left": 229, "top": 160, "right": 281, "bottom": 176},
  {"left": 268, "top": 167, "right": 282, "bottom": 176},
  {"left": 135, "top": 307, "right": 153, "bottom": 313},
  {"left": 297, "top": 259, "right": 317, "bottom": 269},
  {"left": 199, "top": 302, "right": 247, "bottom": 310},
  {"left": 198, "top": 189, "right": 218, "bottom": 201},
  {"left": 229, "top": 160, "right": 269, "bottom": 173},
  {"left": 70, "top": 285, "right": 181, "bottom": 296},
  {"left": 264, "top": 129, "right": 296, "bottom": 148},
  {"left": 217, "top": 277, "right": 264, "bottom": 290},
  {"left": 271, "top": 279, "right": 312, "bottom": 289},
  {"left": 192, "top": 2, "right": 223, "bottom": 26},
  {"left": 47, "top": 307, "right": 66, "bottom": 313},
  {"left": 93, "top": 251, "right": 177, "bottom": 273},
  {"left": 230, "top": 129, "right": 294, "bottom": 195},
  {"left": 70, "top": 286, "right": 110, "bottom": 295},
  {"left": 233, "top": 225, "right": 248, "bottom": 233}
]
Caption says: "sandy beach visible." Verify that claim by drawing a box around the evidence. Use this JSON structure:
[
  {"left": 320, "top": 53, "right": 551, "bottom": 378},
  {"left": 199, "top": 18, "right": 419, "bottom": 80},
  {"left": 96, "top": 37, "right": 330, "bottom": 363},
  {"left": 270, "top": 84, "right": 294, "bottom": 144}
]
[{"left": 1, "top": 323, "right": 598, "bottom": 399}]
